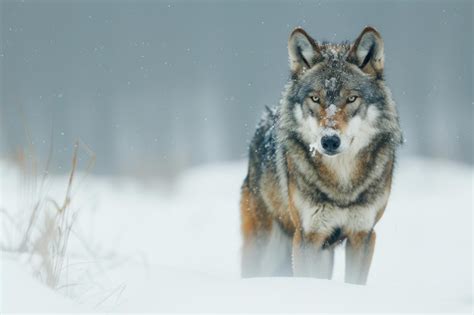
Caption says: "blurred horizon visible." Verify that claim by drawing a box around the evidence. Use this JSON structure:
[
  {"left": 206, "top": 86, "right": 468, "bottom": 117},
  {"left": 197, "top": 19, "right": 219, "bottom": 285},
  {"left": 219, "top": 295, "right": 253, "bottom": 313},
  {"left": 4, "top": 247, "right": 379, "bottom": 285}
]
[{"left": 1, "top": 0, "right": 472, "bottom": 176}]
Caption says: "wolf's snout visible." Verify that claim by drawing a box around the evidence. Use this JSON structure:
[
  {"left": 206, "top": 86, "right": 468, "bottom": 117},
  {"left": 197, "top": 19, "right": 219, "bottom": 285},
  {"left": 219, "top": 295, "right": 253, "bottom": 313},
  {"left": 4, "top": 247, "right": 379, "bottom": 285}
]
[{"left": 321, "top": 135, "right": 341, "bottom": 154}]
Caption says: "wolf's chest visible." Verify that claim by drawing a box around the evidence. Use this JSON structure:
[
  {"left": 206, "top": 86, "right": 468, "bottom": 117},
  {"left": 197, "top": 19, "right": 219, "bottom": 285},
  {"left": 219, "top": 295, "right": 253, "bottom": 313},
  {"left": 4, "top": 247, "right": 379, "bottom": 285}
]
[{"left": 292, "top": 188, "right": 388, "bottom": 235}]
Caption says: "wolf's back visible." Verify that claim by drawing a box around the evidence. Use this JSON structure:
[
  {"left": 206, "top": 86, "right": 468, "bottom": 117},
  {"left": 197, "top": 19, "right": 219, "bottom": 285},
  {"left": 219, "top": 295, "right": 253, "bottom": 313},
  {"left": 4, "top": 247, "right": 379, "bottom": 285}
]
[{"left": 246, "top": 106, "right": 281, "bottom": 187}]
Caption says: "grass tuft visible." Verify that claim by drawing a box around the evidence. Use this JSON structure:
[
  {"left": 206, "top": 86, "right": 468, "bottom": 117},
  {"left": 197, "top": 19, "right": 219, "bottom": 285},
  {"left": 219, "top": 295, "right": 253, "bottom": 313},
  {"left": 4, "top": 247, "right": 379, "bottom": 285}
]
[{"left": 1, "top": 139, "right": 95, "bottom": 290}]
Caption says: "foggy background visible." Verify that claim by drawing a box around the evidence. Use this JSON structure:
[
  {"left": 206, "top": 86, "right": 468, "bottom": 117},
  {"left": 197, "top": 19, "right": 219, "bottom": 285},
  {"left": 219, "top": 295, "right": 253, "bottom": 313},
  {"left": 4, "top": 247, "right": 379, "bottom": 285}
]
[{"left": 1, "top": 0, "right": 472, "bottom": 176}]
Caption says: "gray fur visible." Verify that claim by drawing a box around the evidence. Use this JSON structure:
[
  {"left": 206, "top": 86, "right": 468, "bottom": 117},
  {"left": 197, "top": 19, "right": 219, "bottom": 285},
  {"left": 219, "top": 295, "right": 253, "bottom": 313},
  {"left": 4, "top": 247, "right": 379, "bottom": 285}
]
[{"left": 242, "top": 27, "right": 403, "bottom": 282}]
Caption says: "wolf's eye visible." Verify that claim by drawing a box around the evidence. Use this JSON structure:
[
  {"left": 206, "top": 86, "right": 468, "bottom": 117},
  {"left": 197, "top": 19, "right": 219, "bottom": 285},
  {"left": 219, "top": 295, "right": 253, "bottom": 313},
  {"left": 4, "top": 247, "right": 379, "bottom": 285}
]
[
  {"left": 310, "top": 95, "right": 320, "bottom": 103},
  {"left": 347, "top": 95, "right": 358, "bottom": 103}
]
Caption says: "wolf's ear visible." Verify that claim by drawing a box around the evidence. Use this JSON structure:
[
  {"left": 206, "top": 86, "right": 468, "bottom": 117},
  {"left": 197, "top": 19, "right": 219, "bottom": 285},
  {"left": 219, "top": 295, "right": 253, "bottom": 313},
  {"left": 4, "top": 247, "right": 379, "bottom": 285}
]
[
  {"left": 347, "top": 27, "right": 384, "bottom": 77},
  {"left": 288, "top": 28, "right": 321, "bottom": 75}
]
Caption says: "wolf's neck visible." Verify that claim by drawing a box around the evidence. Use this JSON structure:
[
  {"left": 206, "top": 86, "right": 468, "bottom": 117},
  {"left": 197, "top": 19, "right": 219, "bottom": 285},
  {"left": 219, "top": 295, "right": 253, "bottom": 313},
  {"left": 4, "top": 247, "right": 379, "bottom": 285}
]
[{"left": 320, "top": 149, "right": 361, "bottom": 189}]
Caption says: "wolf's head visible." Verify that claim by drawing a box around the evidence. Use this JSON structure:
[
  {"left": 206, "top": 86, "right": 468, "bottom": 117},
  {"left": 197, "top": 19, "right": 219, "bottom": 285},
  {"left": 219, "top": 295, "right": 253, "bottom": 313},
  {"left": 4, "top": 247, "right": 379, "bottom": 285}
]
[{"left": 281, "top": 27, "right": 401, "bottom": 158}]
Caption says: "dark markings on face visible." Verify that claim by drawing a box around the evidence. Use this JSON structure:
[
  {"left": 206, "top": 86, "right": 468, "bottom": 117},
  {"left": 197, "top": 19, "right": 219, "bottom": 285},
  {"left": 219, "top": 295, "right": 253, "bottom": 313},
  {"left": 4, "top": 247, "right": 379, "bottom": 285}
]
[{"left": 287, "top": 59, "right": 386, "bottom": 116}]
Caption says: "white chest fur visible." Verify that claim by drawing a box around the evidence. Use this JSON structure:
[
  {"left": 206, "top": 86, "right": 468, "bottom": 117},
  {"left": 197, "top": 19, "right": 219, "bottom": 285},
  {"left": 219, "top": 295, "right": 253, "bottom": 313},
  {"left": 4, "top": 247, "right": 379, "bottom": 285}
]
[{"left": 293, "top": 188, "right": 389, "bottom": 235}]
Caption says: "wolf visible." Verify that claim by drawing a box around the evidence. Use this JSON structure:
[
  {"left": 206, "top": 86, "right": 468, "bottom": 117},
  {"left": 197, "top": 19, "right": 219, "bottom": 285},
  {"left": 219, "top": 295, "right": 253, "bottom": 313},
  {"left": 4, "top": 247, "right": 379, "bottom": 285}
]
[{"left": 240, "top": 26, "right": 402, "bottom": 285}]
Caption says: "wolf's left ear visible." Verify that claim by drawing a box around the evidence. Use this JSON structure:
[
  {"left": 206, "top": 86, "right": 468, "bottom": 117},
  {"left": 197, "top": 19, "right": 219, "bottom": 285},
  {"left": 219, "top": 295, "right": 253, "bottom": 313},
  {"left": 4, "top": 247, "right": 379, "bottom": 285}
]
[
  {"left": 288, "top": 28, "right": 321, "bottom": 75},
  {"left": 347, "top": 27, "right": 384, "bottom": 77}
]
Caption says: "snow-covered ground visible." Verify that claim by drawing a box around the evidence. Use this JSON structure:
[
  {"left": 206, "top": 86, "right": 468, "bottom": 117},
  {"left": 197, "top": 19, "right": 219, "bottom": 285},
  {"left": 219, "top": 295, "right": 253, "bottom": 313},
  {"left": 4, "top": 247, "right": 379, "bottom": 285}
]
[{"left": 0, "top": 156, "right": 472, "bottom": 313}]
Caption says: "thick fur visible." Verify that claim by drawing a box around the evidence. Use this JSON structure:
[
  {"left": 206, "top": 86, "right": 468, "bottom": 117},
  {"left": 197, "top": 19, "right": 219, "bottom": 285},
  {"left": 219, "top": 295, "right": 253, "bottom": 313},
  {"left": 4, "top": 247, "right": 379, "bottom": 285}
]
[{"left": 240, "top": 27, "right": 402, "bottom": 284}]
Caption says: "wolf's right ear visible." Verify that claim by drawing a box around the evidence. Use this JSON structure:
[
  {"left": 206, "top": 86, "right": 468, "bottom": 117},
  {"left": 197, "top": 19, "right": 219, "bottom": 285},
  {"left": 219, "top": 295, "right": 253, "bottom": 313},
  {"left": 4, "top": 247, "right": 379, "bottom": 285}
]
[
  {"left": 347, "top": 27, "right": 384, "bottom": 77},
  {"left": 288, "top": 28, "right": 321, "bottom": 75}
]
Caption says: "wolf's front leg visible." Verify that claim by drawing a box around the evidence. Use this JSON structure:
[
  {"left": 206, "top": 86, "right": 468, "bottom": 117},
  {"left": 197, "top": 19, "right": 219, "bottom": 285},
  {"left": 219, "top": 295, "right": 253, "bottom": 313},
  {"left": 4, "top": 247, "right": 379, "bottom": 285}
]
[
  {"left": 242, "top": 226, "right": 293, "bottom": 277},
  {"left": 345, "top": 230, "right": 376, "bottom": 285},
  {"left": 292, "top": 231, "right": 334, "bottom": 279}
]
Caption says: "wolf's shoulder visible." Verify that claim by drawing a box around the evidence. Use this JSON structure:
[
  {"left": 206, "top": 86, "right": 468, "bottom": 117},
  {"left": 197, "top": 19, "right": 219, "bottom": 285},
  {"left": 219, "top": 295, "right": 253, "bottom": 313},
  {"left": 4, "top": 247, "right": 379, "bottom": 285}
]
[
  {"left": 256, "top": 105, "right": 279, "bottom": 131},
  {"left": 252, "top": 105, "right": 280, "bottom": 143},
  {"left": 248, "top": 105, "right": 280, "bottom": 162}
]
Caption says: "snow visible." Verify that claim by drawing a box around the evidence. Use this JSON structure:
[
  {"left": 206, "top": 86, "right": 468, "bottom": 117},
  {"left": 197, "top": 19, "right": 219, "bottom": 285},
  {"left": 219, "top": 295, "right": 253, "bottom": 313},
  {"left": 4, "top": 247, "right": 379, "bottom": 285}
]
[
  {"left": 1, "top": 255, "right": 85, "bottom": 312},
  {"left": 326, "top": 104, "right": 338, "bottom": 118},
  {"left": 0, "top": 156, "right": 472, "bottom": 312},
  {"left": 309, "top": 143, "right": 318, "bottom": 157},
  {"left": 324, "top": 104, "right": 338, "bottom": 129}
]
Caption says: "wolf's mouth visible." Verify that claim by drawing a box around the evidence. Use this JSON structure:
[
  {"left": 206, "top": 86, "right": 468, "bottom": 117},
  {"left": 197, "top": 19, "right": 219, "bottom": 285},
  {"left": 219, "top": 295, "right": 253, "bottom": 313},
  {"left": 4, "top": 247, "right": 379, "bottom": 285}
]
[{"left": 322, "top": 150, "right": 340, "bottom": 157}]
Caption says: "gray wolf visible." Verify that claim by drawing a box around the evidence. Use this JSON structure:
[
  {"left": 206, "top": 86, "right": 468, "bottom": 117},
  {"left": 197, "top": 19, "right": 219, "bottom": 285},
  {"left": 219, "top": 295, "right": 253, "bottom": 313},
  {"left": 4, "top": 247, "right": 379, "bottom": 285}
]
[{"left": 240, "top": 26, "right": 402, "bottom": 285}]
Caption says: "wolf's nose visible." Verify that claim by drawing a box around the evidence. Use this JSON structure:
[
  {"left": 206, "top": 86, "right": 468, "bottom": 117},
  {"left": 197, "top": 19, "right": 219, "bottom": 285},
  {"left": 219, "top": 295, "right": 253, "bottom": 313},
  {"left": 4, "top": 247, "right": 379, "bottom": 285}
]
[{"left": 321, "top": 135, "right": 341, "bottom": 153}]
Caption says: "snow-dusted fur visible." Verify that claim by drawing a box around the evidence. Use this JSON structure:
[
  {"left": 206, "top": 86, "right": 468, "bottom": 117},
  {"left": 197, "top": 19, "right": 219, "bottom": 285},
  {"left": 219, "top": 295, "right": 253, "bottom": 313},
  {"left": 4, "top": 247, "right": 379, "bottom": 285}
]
[{"left": 241, "top": 27, "right": 402, "bottom": 285}]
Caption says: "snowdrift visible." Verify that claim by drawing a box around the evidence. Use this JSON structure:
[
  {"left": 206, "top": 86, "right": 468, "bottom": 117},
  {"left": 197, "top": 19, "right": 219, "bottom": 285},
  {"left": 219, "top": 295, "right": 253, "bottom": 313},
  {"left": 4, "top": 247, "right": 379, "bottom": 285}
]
[{"left": 1, "top": 157, "right": 472, "bottom": 312}]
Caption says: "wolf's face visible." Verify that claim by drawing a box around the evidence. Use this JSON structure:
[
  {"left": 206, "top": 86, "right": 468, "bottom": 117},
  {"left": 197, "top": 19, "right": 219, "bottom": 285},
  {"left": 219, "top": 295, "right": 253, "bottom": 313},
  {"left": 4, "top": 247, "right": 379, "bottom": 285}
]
[{"left": 284, "top": 27, "right": 390, "bottom": 157}]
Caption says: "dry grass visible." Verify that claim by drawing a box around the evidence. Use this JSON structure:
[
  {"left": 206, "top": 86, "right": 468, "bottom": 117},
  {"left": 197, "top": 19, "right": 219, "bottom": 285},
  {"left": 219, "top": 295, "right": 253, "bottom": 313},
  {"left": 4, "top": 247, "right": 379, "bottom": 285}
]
[
  {"left": 0, "top": 139, "right": 95, "bottom": 290},
  {"left": 0, "top": 111, "right": 132, "bottom": 309}
]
